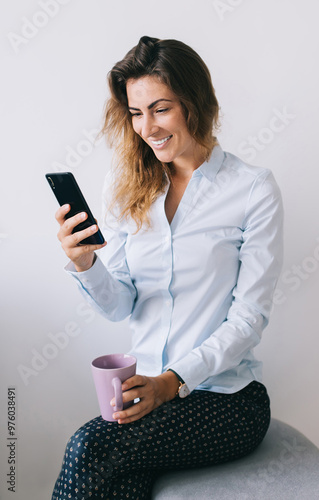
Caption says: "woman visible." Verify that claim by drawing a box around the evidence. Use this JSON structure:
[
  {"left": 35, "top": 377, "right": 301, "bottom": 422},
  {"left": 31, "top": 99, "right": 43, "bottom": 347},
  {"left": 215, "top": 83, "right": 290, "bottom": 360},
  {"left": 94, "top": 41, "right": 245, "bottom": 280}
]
[{"left": 52, "top": 36, "right": 283, "bottom": 499}]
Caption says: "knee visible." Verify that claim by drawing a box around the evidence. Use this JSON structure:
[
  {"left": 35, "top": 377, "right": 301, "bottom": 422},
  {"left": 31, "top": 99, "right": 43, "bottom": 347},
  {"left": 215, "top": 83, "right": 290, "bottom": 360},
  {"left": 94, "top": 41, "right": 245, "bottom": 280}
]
[
  {"left": 66, "top": 417, "right": 133, "bottom": 467},
  {"left": 63, "top": 417, "right": 107, "bottom": 466}
]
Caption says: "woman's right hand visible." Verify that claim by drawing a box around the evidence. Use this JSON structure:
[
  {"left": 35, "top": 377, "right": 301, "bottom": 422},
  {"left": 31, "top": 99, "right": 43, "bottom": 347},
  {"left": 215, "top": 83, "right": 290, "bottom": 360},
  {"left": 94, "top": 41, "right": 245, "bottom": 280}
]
[{"left": 56, "top": 204, "right": 107, "bottom": 272}]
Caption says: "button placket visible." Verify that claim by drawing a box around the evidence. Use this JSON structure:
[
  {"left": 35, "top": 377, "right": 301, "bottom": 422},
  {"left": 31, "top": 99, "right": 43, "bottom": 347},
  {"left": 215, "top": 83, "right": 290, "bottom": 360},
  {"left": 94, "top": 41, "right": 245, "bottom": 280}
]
[{"left": 154, "top": 194, "right": 174, "bottom": 366}]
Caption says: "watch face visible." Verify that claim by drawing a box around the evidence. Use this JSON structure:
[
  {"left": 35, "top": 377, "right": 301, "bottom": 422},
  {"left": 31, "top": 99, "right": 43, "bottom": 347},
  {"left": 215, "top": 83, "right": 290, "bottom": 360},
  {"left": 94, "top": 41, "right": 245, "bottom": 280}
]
[{"left": 179, "top": 384, "right": 190, "bottom": 398}]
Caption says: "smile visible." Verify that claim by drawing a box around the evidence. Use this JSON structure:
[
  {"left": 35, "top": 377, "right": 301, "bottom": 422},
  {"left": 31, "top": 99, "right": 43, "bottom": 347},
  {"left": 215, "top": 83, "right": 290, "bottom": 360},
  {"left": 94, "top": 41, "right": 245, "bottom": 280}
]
[{"left": 151, "top": 135, "right": 172, "bottom": 146}]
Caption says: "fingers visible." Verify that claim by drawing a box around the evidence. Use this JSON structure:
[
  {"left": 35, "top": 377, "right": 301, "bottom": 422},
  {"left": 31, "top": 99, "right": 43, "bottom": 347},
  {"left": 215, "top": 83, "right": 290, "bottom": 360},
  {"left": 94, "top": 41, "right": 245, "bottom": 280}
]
[
  {"left": 57, "top": 209, "right": 105, "bottom": 249},
  {"left": 112, "top": 397, "right": 152, "bottom": 424},
  {"left": 57, "top": 210, "right": 88, "bottom": 241},
  {"left": 55, "top": 205, "right": 106, "bottom": 270},
  {"left": 111, "top": 376, "right": 161, "bottom": 424},
  {"left": 62, "top": 223, "right": 97, "bottom": 247},
  {"left": 119, "top": 376, "right": 148, "bottom": 404},
  {"left": 121, "top": 375, "right": 146, "bottom": 392},
  {"left": 113, "top": 405, "right": 149, "bottom": 425},
  {"left": 55, "top": 204, "right": 71, "bottom": 225},
  {"left": 56, "top": 206, "right": 96, "bottom": 241}
]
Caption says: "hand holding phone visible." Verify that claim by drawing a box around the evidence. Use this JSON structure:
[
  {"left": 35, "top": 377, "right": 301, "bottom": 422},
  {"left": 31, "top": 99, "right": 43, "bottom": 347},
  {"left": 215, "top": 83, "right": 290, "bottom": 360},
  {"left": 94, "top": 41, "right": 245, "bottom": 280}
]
[{"left": 46, "top": 172, "right": 106, "bottom": 271}]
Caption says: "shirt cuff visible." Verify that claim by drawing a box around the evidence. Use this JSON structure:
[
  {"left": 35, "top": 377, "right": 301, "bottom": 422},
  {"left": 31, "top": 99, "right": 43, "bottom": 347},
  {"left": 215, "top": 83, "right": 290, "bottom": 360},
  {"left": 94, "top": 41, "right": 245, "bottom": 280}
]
[
  {"left": 65, "top": 255, "right": 106, "bottom": 290},
  {"left": 168, "top": 353, "right": 210, "bottom": 394}
]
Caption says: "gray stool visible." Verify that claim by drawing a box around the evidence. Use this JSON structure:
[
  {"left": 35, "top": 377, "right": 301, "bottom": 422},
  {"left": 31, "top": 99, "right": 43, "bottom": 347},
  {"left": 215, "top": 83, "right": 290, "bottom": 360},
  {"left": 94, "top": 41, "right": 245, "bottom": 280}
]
[{"left": 152, "top": 419, "right": 319, "bottom": 499}]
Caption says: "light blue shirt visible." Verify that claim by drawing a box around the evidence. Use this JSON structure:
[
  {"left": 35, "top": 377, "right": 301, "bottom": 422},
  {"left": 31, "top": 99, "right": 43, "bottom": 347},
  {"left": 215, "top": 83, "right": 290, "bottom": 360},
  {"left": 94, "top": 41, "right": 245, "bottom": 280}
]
[{"left": 66, "top": 144, "right": 283, "bottom": 394}]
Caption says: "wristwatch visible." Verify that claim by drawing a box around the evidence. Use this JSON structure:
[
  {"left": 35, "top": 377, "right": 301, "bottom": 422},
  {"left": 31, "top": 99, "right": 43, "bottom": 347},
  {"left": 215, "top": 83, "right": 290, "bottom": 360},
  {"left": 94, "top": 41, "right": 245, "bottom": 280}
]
[{"left": 167, "top": 369, "right": 191, "bottom": 398}]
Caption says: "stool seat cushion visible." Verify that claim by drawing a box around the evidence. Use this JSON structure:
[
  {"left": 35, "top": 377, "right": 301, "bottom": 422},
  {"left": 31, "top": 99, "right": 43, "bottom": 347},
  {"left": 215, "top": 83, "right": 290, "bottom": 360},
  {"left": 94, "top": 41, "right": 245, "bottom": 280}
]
[{"left": 152, "top": 418, "right": 319, "bottom": 499}]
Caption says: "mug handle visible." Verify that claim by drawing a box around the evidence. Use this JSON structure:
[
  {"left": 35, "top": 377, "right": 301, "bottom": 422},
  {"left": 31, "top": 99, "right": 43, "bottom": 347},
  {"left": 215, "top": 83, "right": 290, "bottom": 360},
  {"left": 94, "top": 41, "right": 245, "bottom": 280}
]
[{"left": 112, "top": 377, "right": 123, "bottom": 412}]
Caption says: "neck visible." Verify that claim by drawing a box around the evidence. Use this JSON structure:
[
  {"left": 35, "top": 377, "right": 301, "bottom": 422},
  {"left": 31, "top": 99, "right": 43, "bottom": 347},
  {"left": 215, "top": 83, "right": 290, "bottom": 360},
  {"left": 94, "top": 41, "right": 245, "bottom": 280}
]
[{"left": 170, "top": 147, "right": 207, "bottom": 180}]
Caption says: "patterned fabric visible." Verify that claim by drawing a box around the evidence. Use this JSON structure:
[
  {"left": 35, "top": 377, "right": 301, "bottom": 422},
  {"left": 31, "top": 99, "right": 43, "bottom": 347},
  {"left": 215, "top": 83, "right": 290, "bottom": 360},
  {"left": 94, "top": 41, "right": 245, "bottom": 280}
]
[{"left": 52, "top": 382, "right": 270, "bottom": 499}]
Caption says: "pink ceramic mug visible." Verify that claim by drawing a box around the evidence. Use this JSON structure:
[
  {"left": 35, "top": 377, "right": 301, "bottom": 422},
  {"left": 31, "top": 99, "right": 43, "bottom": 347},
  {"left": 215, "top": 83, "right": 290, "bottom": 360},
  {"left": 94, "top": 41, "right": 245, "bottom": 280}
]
[{"left": 91, "top": 353, "right": 137, "bottom": 422}]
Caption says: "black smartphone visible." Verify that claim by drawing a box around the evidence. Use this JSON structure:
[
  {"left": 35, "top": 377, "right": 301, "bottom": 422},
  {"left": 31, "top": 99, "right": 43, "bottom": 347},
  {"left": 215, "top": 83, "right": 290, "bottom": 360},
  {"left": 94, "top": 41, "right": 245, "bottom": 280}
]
[{"left": 45, "top": 172, "right": 105, "bottom": 245}]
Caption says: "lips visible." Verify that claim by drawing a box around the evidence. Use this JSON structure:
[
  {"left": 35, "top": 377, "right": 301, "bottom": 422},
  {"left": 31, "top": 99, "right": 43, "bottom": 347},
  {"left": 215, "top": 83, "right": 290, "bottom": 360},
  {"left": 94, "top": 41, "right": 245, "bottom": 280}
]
[{"left": 151, "top": 135, "right": 172, "bottom": 147}]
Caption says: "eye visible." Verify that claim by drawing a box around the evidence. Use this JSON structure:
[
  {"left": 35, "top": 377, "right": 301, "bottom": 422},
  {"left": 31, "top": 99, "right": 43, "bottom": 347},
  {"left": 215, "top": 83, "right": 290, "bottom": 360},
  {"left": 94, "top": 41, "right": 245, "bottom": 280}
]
[
  {"left": 156, "top": 108, "right": 169, "bottom": 114},
  {"left": 130, "top": 112, "right": 142, "bottom": 118}
]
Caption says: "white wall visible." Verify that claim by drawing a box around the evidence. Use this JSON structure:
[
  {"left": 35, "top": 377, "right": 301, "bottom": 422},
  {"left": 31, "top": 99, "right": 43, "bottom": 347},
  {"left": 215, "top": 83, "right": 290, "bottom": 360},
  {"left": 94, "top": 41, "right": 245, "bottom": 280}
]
[{"left": 1, "top": 1, "right": 318, "bottom": 498}]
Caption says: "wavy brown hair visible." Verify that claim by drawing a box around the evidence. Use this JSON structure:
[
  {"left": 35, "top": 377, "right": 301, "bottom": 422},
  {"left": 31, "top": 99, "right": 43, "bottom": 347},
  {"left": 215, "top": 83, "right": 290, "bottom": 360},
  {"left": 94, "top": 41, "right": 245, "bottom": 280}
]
[{"left": 100, "top": 36, "right": 220, "bottom": 230}]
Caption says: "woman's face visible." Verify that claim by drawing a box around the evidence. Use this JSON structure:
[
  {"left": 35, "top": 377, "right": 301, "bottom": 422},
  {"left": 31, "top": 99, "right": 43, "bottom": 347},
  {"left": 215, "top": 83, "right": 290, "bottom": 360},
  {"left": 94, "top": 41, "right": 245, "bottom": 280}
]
[{"left": 126, "top": 75, "right": 202, "bottom": 170}]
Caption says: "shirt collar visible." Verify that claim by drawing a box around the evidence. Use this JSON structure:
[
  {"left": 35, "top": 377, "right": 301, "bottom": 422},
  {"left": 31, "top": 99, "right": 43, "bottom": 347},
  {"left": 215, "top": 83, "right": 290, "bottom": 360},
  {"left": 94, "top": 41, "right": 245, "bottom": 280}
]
[{"left": 197, "top": 142, "right": 225, "bottom": 183}]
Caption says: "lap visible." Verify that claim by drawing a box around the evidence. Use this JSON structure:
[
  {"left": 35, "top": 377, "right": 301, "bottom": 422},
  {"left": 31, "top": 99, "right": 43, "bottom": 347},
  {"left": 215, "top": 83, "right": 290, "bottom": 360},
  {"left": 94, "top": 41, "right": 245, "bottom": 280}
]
[
  {"left": 52, "top": 382, "right": 270, "bottom": 499},
  {"left": 68, "top": 381, "right": 270, "bottom": 471}
]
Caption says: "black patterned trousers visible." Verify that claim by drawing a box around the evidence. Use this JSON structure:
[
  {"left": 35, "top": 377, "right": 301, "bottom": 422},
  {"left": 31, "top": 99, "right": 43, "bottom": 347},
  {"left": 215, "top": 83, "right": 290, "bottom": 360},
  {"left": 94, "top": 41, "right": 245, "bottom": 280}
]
[{"left": 52, "top": 381, "right": 270, "bottom": 500}]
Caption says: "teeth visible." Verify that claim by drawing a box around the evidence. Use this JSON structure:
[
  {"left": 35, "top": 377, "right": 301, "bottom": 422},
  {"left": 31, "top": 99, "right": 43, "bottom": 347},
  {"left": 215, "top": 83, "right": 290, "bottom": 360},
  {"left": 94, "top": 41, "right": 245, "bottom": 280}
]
[{"left": 152, "top": 136, "right": 171, "bottom": 145}]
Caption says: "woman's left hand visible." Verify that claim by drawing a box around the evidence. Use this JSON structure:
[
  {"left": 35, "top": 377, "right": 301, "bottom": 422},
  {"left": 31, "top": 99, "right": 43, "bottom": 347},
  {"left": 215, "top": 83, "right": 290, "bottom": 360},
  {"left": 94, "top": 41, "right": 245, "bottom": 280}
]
[{"left": 110, "top": 371, "right": 180, "bottom": 424}]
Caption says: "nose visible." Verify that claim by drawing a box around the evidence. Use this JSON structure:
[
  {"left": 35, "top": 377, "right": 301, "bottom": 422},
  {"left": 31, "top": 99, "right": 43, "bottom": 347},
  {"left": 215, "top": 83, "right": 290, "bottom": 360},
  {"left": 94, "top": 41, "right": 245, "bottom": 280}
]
[{"left": 140, "top": 114, "right": 159, "bottom": 139}]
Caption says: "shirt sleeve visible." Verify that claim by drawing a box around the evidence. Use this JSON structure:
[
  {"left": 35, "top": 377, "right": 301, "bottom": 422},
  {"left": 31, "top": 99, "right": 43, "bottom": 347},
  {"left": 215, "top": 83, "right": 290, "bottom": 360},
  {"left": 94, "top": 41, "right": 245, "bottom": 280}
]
[
  {"left": 65, "top": 173, "right": 137, "bottom": 322},
  {"left": 169, "top": 170, "right": 284, "bottom": 393}
]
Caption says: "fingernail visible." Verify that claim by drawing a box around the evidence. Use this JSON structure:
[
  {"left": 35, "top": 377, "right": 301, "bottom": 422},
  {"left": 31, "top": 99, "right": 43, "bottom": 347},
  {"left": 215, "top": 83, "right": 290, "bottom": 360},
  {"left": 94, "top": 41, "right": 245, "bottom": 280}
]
[
  {"left": 113, "top": 413, "right": 119, "bottom": 419},
  {"left": 122, "top": 384, "right": 128, "bottom": 391},
  {"left": 110, "top": 399, "right": 114, "bottom": 407},
  {"left": 91, "top": 225, "right": 97, "bottom": 232}
]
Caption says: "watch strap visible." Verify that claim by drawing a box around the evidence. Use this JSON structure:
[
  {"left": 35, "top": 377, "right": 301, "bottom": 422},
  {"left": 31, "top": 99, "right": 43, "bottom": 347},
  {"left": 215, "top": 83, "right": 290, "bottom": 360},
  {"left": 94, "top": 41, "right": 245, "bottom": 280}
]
[{"left": 167, "top": 368, "right": 185, "bottom": 385}]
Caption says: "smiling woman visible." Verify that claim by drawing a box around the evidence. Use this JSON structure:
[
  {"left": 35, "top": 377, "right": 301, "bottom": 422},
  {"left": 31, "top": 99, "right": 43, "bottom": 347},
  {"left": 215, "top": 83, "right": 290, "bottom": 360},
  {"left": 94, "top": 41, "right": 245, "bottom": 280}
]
[
  {"left": 52, "top": 35, "right": 283, "bottom": 500},
  {"left": 127, "top": 77, "right": 204, "bottom": 169},
  {"left": 100, "top": 35, "right": 220, "bottom": 230}
]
